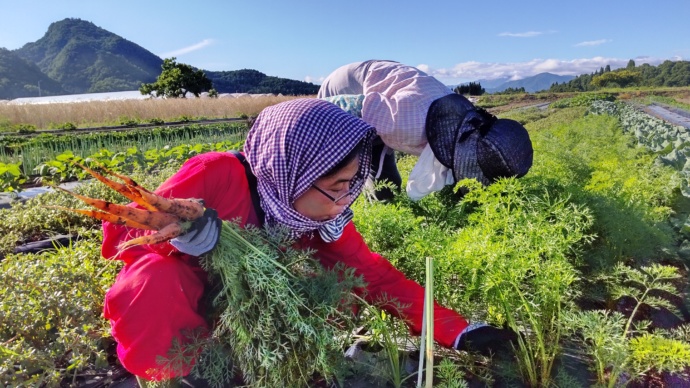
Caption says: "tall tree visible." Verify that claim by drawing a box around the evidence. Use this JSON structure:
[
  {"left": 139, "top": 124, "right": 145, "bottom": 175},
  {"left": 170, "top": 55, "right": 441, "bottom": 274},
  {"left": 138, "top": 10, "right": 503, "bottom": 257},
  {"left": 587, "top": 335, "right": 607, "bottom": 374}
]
[
  {"left": 140, "top": 57, "right": 212, "bottom": 98},
  {"left": 626, "top": 59, "right": 636, "bottom": 69}
]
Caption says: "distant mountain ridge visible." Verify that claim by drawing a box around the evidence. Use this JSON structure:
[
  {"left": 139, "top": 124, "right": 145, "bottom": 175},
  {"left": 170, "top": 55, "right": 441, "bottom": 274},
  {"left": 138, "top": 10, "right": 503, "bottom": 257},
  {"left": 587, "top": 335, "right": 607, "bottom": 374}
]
[
  {"left": 484, "top": 73, "right": 575, "bottom": 93},
  {"left": 0, "top": 18, "right": 319, "bottom": 99}
]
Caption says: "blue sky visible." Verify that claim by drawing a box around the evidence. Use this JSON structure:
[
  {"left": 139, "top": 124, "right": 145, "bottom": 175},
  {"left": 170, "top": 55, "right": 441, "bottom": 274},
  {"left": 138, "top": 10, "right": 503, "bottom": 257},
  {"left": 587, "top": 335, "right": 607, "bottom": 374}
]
[{"left": 1, "top": 0, "right": 688, "bottom": 85}]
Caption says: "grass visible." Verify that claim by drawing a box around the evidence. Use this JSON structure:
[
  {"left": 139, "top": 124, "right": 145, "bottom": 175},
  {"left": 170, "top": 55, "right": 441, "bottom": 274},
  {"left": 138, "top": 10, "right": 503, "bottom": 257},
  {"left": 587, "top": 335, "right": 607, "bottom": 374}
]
[{"left": 0, "top": 94, "right": 303, "bottom": 131}]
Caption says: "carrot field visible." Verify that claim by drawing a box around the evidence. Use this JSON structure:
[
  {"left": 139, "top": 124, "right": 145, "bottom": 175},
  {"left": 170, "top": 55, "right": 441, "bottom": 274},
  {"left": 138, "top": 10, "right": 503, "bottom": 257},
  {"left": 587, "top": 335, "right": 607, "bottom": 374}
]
[{"left": 1, "top": 93, "right": 689, "bottom": 387}]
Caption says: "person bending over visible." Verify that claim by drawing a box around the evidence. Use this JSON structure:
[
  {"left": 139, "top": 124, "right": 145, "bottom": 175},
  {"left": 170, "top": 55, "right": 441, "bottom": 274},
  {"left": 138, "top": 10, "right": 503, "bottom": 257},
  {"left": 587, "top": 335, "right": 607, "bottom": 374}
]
[{"left": 319, "top": 60, "right": 533, "bottom": 201}]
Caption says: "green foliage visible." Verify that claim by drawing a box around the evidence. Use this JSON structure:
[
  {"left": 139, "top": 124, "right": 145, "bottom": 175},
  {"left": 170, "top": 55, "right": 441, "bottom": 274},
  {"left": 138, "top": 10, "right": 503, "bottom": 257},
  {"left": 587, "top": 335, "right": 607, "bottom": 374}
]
[
  {"left": 0, "top": 236, "right": 121, "bottom": 387},
  {"left": 140, "top": 57, "right": 213, "bottom": 98},
  {"left": 450, "top": 180, "right": 592, "bottom": 386},
  {"left": 453, "top": 82, "right": 485, "bottom": 96},
  {"left": 0, "top": 161, "right": 26, "bottom": 191},
  {"left": 0, "top": 122, "right": 248, "bottom": 178},
  {"left": 180, "top": 222, "right": 364, "bottom": 387},
  {"left": 591, "top": 70, "right": 642, "bottom": 88},
  {"left": 356, "top": 176, "right": 594, "bottom": 386},
  {"left": 498, "top": 107, "right": 552, "bottom": 125},
  {"left": 529, "top": 108, "right": 678, "bottom": 268},
  {"left": 435, "top": 358, "right": 469, "bottom": 388},
  {"left": 549, "top": 92, "right": 616, "bottom": 108},
  {"left": 15, "top": 124, "right": 37, "bottom": 133},
  {"left": 494, "top": 86, "right": 526, "bottom": 95},
  {"left": 48, "top": 122, "right": 77, "bottom": 130},
  {"left": 204, "top": 69, "right": 319, "bottom": 95},
  {"left": 173, "top": 115, "right": 193, "bottom": 123},
  {"left": 550, "top": 60, "right": 690, "bottom": 92},
  {"left": 0, "top": 164, "right": 178, "bottom": 255},
  {"left": 118, "top": 116, "right": 139, "bottom": 127},
  {"left": 629, "top": 333, "right": 690, "bottom": 377},
  {"left": 350, "top": 304, "right": 417, "bottom": 388},
  {"left": 354, "top": 105, "right": 684, "bottom": 385},
  {"left": 148, "top": 117, "right": 165, "bottom": 125},
  {"left": 564, "top": 264, "right": 688, "bottom": 387}
]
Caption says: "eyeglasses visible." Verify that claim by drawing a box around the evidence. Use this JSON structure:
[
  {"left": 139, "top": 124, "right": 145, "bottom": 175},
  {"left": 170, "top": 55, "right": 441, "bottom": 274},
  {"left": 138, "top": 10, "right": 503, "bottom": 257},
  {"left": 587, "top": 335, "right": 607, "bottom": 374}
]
[{"left": 311, "top": 184, "right": 355, "bottom": 204}]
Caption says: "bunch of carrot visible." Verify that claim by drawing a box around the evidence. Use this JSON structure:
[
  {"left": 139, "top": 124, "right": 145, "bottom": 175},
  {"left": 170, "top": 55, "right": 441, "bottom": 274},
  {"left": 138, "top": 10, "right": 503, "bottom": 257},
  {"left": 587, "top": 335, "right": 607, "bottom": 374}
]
[{"left": 47, "top": 161, "right": 205, "bottom": 250}]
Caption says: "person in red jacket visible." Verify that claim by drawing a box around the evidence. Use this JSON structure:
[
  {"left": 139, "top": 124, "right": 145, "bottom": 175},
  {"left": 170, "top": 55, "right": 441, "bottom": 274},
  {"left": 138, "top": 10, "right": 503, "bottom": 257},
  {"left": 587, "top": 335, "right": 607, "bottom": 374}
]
[{"left": 101, "top": 98, "right": 515, "bottom": 383}]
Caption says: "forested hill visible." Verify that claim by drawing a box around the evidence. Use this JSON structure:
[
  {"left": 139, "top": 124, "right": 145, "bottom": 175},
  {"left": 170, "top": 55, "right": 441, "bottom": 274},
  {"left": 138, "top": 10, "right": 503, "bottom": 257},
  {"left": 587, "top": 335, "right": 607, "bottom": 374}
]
[
  {"left": 14, "top": 18, "right": 163, "bottom": 95},
  {"left": 549, "top": 60, "right": 690, "bottom": 92},
  {"left": 0, "top": 18, "right": 319, "bottom": 99},
  {"left": 0, "top": 48, "right": 66, "bottom": 99},
  {"left": 205, "top": 69, "right": 318, "bottom": 95}
]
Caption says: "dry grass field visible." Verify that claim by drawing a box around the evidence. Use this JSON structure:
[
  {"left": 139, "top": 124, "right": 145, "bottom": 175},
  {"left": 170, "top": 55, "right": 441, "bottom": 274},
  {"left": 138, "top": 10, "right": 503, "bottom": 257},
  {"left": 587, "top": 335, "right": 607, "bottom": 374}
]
[
  {"left": 2, "top": 87, "right": 688, "bottom": 132},
  {"left": 0, "top": 94, "right": 306, "bottom": 130}
]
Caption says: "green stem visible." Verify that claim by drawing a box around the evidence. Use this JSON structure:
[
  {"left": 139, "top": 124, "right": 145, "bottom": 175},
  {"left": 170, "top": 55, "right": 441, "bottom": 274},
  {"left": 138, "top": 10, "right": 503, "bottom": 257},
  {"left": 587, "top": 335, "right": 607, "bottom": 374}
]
[{"left": 220, "top": 222, "right": 295, "bottom": 278}]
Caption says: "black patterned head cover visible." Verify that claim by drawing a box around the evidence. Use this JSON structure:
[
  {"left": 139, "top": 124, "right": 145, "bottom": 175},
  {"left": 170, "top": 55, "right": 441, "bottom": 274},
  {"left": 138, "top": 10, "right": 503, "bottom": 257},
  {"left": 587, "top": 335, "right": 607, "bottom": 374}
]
[{"left": 426, "top": 94, "right": 533, "bottom": 185}]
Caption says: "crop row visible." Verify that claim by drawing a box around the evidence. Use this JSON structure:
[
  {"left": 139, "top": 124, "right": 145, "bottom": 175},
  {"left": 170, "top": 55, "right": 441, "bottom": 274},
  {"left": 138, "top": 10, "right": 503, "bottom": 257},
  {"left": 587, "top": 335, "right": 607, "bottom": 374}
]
[
  {"left": 0, "top": 122, "right": 248, "bottom": 175},
  {"left": 1, "top": 140, "right": 246, "bottom": 192},
  {"left": 590, "top": 101, "right": 690, "bottom": 176}
]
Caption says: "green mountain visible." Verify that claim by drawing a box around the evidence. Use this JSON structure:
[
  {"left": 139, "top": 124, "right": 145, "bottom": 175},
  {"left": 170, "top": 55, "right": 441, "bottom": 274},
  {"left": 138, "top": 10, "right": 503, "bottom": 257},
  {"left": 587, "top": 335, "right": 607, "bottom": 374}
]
[
  {"left": 1, "top": 18, "right": 320, "bottom": 99},
  {"left": 14, "top": 18, "right": 163, "bottom": 94},
  {"left": 0, "top": 48, "right": 66, "bottom": 99}
]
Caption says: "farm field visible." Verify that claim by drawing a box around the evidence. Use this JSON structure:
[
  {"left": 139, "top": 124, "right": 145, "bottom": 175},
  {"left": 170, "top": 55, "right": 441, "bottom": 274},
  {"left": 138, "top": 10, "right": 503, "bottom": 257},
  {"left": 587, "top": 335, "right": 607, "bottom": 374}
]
[{"left": 1, "top": 92, "right": 690, "bottom": 387}]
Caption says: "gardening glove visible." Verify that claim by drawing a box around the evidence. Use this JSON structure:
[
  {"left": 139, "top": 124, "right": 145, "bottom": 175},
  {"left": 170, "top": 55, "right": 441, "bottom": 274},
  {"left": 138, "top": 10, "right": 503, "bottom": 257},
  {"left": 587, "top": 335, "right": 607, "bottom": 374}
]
[
  {"left": 454, "top": 322, "right": 518, "bottom": 356},
  {"left": 170, "top": 208, "right": 222, "bottom": 257}
]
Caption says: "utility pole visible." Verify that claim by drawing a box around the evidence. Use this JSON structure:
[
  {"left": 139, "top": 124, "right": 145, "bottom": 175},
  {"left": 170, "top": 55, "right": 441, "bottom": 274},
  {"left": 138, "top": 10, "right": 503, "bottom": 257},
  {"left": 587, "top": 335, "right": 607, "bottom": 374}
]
[{"left": 38, "top": 80, "right": 41, "bottom": 97}]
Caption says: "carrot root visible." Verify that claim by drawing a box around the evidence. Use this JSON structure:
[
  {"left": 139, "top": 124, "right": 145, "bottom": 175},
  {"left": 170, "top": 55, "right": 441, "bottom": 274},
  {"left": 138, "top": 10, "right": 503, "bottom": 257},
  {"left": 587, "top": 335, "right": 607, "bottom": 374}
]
[
  {"left": 131, "top": 187, "right": 205, "bottom": 220},
  {"left": 90, "top": 160, "right": 154, "bottom": 194},
  {"left": 71, "top": 161, "right": 159, "bottom": 211},
  {"left": 45, "top": 206, "right": 158, "bottom": 230},
  {"left": 117, "top": 222, "right": 186, "bottom": 250},
  {"left": 52, "top": 185, "right": 180, "bottom": 230}
]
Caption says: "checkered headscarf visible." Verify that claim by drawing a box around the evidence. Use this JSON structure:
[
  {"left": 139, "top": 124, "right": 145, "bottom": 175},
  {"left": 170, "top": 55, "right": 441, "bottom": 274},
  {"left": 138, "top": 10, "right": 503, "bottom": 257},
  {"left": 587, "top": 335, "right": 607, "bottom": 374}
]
[{"left": 244, "top": 99, "right": 375, "bottom": 242}]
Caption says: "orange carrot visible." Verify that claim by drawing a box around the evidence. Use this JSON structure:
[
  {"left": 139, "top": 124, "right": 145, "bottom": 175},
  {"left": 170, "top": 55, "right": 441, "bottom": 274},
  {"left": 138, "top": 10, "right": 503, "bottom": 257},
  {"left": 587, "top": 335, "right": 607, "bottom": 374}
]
[
  {"left": 131, "top": 187, "right": 205, "bottom": 220},
  {"left": 52, "top": 186, "right": 180, "bottom": 230},
  {"left": 45, "top": 206, "right": 157, "bottom": 230},
  {"left": 90, "top": 161, "right": 154, "bottom": 194},
  {"left": 118, "top": 222, "right": 186, "bottom": 250},
  {"left": 71, "top": 161, "right": 158, "bottom": 211}
]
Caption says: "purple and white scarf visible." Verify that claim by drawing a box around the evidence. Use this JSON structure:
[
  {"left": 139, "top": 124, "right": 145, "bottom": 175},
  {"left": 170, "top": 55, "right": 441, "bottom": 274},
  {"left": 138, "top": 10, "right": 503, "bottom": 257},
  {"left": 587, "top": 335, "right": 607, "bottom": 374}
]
[{"left": 244, "top": 99, "right": 375, "bottom": 242}]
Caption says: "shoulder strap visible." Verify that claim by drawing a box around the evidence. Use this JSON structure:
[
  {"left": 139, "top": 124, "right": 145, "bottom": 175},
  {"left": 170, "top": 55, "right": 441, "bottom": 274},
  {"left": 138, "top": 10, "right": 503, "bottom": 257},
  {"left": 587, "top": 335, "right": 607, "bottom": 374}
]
[{"left": 229, "top": 150, "right": 265, "bottom": 227}]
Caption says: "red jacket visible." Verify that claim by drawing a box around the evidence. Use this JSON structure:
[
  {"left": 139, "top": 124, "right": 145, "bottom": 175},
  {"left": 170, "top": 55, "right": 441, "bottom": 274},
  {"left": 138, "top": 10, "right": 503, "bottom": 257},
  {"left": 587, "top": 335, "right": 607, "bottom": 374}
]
[{"left": 101, "top": 151, "right": 467, "bottom": 380}]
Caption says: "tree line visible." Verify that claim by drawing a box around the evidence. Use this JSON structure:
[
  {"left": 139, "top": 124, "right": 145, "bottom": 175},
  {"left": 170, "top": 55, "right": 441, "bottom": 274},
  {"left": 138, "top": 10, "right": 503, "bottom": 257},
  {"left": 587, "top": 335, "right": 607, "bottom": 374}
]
[{"left": 549, "top": 60, "right": 690, "bottom": 92}]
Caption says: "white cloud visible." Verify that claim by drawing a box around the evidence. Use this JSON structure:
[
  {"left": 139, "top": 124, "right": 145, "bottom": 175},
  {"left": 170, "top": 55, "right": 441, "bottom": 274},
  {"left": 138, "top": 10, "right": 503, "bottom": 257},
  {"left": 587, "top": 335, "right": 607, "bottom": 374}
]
[
  {"left": 160, "top": 39, "right": 214, "bottom": 58},
  {"left": 304, "top": 75, "right": 325, "bottom": 84},
  {"left": 424, "top": 56, "right": 675, "bottom": 83},
  {"left": 574, "top": 39, "right": 611, "bottom": 47},
  {"left": 498, "top": 31, "right": 545, "bottom": 38}
]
